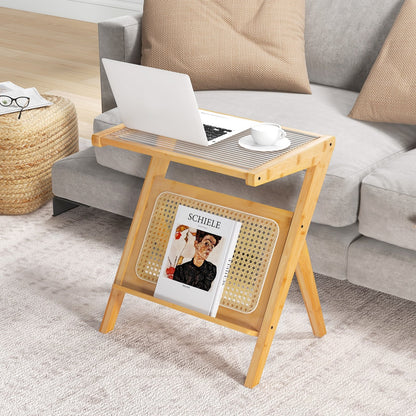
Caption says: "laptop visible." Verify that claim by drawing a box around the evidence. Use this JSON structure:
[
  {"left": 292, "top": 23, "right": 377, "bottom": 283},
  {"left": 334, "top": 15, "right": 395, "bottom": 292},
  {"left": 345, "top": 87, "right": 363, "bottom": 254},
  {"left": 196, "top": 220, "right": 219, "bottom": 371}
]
[{"left": 102, "top": 58, "right": 258, "bottom": 146}]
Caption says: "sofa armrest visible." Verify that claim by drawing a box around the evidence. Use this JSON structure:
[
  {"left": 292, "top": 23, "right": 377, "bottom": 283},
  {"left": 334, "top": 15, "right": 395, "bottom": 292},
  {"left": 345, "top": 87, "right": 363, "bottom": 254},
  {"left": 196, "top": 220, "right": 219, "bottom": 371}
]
[{"left": 98, "top": 13, "right": 143, "bottom": 112}]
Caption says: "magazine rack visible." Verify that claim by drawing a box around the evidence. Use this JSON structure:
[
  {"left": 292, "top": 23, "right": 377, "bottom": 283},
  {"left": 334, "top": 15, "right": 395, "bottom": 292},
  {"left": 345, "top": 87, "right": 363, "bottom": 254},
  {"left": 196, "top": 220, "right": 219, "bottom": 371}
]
[{"left": 92, "top": 123, "right": 335, "bottom": 388}]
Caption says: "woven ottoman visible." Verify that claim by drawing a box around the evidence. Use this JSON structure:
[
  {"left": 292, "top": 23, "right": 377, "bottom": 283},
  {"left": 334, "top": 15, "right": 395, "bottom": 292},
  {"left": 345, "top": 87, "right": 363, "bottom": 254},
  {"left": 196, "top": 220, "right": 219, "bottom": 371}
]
[{"left": 0, "top": 95, "right": 78, "bottom": 215}]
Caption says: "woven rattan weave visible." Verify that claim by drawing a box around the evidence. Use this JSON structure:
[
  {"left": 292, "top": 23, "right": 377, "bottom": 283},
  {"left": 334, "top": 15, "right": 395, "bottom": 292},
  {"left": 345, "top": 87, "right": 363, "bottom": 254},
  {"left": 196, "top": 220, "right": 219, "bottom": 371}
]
[
  {"left": 136, "top": 192, "right": 280, "bottom": 314},
  {"left": 0, "top": 95, "right": 78, "bottom": 215}
]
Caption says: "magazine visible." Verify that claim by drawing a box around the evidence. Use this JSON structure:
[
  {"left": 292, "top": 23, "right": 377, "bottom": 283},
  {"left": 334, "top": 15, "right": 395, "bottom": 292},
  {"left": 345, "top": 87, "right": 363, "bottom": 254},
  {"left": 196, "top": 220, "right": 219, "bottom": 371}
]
[
  {"left": 0, "top": 81, "right": 52, "bottom": 116},
  {"left": 154, "top": 204, "right": 242, "bottom": 317}
]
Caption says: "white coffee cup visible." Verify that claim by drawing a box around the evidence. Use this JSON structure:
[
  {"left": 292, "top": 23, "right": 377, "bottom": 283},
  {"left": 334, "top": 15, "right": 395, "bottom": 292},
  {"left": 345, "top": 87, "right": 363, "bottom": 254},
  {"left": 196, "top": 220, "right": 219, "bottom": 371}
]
[{"left": 251, "top": 123, "right": 285, "bottom": 146}]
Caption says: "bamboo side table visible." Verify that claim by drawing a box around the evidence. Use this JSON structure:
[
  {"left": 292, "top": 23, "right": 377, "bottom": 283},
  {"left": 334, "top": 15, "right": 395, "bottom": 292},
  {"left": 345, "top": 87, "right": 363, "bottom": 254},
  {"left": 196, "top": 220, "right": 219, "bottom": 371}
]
[{"left": 92, "top": 124, "right": 335, "bottom": 388}]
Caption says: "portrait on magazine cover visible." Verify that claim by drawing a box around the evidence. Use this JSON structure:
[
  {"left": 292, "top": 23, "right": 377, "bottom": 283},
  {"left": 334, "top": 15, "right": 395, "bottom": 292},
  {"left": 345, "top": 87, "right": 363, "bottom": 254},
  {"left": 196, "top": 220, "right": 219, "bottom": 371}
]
[{"left": 164, "top": 226, "right": 223, "bottom": 292}]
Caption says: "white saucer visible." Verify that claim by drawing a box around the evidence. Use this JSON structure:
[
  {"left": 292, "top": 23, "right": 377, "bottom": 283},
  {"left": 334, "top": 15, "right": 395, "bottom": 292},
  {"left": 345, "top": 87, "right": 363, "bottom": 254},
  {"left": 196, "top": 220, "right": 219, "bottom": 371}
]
[{"left": 238, "top": 135, "right": 291, "bottom": 152}]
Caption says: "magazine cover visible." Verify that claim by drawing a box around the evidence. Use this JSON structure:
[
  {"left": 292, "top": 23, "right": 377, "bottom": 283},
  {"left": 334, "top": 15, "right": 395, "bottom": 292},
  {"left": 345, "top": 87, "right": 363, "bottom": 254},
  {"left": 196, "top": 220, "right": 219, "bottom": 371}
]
[{"left": 154, "top": 204, "right": 241, "bottom": 317}]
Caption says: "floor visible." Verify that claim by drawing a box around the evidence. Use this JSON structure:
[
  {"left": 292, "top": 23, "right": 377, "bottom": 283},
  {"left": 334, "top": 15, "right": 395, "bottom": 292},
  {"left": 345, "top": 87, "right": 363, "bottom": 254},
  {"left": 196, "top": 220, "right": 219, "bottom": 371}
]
[{"left": 0, "top": 7, "right": 101, "bottom": 140}]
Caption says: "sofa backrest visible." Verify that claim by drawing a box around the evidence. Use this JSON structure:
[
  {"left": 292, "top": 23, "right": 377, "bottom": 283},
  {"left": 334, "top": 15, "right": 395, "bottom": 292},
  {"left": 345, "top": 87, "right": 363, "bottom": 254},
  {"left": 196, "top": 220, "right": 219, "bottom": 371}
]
[{"left": 305, "top": 0, "right": 404, "bottom": 91}]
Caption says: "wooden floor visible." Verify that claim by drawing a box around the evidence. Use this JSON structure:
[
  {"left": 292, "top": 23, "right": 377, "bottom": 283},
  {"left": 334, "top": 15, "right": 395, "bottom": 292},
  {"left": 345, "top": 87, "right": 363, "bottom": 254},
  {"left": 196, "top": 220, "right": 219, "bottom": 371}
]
[{"left": 0, "top": 8, "right": 101, "bottom": 140}]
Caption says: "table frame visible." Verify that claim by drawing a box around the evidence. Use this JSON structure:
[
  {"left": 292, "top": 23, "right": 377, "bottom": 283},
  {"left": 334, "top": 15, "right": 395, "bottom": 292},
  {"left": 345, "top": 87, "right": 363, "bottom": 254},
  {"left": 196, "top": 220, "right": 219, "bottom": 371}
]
[{"left": 92, "top": 124, "right": 335, "bottom": 388}]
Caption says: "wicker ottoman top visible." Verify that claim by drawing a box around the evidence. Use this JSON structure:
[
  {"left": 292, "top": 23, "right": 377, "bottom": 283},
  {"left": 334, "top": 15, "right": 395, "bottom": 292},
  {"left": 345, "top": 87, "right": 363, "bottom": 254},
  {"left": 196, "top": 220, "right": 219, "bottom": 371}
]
[{"left": 0, "top": 95, "right": 76, "bottom": 138}]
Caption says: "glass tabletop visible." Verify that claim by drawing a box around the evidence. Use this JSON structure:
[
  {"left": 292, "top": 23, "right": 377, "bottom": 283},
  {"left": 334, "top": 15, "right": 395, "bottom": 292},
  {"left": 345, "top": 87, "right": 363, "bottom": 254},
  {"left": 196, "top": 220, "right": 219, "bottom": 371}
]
[{"left": 106, "top": 127, "right": 320, "bottom": 171}]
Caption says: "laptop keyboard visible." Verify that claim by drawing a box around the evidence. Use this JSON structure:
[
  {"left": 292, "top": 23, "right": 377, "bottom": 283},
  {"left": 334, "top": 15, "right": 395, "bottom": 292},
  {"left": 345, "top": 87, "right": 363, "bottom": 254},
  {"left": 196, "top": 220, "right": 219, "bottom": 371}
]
[{"left": 203, "top": 124, "right": 232, "bottom": 141}]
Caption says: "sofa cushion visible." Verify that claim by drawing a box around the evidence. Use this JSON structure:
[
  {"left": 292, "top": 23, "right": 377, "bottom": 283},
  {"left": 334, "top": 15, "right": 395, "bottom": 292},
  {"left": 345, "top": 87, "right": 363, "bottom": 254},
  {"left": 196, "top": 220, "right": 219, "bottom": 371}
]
[
  {"left": 307, "top": 222, "right": 360, "bottom": 281},
  {"left": 94, "top": 83, "right": 416, "bottom": 228},
  {"left": 359, "top": 148, "right": 416, "bottom": 251},
  {"left": 349, "top": 0, "right": 416, "bottom": 124},
  {"left": 141, "top": 0, "right": 311, "bottom": 94},
  {"left": 304, "top": 0, "right": 404, "bottom": 92},
  {"left": 348, "top": 236, "right": 416, "bottom": 302},
  {"left": 52, "top": 147, "right": 144, "bottom": 219}
]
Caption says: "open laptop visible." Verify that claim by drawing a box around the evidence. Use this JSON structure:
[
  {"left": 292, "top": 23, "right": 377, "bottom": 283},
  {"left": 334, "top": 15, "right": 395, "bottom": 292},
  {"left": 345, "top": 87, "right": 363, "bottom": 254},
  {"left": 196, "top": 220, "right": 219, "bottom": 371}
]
[{"left": 102, "top": 58, "right": 258, "bottom": 146}]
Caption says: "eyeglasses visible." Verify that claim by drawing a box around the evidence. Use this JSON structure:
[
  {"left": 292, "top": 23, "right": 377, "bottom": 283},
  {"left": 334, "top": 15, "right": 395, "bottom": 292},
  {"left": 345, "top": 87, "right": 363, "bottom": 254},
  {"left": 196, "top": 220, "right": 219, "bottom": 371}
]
[
  {"left": 0, "top": 95, "right": 30, "bottom": 119},
  {"left": 201, "top": 240, "right": 215, "bottom": 250}
]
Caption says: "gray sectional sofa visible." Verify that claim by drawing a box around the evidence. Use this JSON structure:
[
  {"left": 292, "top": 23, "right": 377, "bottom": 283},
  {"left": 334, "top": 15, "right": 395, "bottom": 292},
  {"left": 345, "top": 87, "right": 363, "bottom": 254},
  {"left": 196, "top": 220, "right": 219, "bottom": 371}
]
[{"left": 52, "top": 0, "right": 416, "bottom": 302}]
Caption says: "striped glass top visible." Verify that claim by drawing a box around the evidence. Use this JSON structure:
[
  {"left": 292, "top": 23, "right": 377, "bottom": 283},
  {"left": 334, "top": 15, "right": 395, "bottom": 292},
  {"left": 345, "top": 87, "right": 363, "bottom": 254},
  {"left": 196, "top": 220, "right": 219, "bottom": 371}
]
[{"left": 107, "top": 127, "right": 319, "bottom": 171}]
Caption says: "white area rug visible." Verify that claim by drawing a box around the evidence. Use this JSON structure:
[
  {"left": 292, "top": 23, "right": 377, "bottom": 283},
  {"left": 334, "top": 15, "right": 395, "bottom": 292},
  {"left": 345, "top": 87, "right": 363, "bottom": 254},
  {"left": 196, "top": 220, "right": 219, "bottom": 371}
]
[{"left": 1, "top": 202, "right": 415, "bottom": 416}]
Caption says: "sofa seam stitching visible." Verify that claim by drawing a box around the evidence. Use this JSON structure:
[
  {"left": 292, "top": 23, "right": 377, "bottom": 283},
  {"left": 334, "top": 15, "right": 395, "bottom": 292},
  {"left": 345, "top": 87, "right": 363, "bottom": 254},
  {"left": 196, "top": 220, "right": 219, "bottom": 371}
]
[{"left": 363, "top": 183, "right": 416, "bottom": 199}]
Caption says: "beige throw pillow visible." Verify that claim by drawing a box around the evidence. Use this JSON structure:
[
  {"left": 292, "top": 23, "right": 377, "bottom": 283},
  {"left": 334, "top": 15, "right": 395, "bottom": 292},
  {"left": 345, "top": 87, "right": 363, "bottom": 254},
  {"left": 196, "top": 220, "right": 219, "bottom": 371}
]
[
  {"left": 141, "top": 0, "right": 311, "bottom": 94},
  {"left": 349, "top": 0, "right": 416, "bottom": 124}
]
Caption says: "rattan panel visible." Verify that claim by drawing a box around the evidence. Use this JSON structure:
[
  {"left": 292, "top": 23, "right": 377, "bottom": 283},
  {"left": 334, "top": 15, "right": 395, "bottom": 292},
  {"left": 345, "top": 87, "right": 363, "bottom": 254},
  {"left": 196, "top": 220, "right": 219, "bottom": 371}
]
[{"left": 136, "top": 192, "right": 279, "bottom": 314}]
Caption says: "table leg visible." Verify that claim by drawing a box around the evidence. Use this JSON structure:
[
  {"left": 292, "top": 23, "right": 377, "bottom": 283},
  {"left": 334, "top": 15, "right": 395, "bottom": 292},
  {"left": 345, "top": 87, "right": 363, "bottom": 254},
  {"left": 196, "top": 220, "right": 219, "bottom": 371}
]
[
  {"left": 295, "top": 242, "right": 326, "bottom": 337},
  {"left": 100, "top": 286, "right": 125, "bottom": 333},
  {"left": 99, "top": 156, "right": 170, "bottom": 333},
  {"left": 244, "top": 161, "right": 331, "bottom": 388},
  {"left": 244, "top": 271, "right": 295, "bottom": 388}
]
